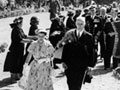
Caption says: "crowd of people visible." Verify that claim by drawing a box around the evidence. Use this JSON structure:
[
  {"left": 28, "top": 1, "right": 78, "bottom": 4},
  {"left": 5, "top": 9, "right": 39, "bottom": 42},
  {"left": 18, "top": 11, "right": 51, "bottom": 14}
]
[{"left": 2, "top": 0, "right": 120, "bottom": 90}]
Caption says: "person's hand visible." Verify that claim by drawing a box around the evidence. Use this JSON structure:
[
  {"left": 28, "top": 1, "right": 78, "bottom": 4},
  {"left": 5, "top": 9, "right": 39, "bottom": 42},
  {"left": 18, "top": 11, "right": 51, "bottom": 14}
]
[
  {"left": 24, "top": 62, "right": 29, "bottom": 68},
  {"left": 108, "top": 32, "right": 115, "bottom": 37},
  {"left": 51, "top": 31, "right": 61, "bottom": 36},
  {"left": 21, "top": 39, "right": 33, "bottom": 43}
]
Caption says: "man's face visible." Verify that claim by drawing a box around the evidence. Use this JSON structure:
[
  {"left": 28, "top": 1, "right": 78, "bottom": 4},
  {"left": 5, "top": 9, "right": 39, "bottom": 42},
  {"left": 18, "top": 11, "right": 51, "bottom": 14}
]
[
  {"left": 111, "top": 9, "right": 117, "bottom": 18},
  {"left": 76, "top": 18, "right": 85, "bottom": 30},
  {"left": 100, "top": 9, "right": 106, "bottom": 16},
  {"left": 90, "top": 8, "right": 96, "bottom": 15}
]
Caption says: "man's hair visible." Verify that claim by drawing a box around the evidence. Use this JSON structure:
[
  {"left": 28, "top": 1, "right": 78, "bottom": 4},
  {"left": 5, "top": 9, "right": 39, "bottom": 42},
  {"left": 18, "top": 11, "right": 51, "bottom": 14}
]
[
  {"left": 76, "top": 17, "right": 85, "bottom": 25},
  {"left": 100, "top": 7, "right": 107, "bottom": 13}
]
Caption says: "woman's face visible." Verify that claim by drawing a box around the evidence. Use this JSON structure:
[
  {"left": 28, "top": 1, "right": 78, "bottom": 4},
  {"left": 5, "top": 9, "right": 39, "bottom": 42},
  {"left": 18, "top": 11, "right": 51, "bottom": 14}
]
[
  {"left": 17, "top": 22, "right": 23, "bottom": 28},
  {"left": 37, "top": 33, "right": 46, "bottom": 41}
]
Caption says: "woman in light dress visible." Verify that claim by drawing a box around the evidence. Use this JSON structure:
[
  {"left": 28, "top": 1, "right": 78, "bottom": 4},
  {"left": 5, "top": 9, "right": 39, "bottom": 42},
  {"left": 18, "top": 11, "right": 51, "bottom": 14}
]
[{"left": 24, "top": 29, "right": 55, "bottom": 90}]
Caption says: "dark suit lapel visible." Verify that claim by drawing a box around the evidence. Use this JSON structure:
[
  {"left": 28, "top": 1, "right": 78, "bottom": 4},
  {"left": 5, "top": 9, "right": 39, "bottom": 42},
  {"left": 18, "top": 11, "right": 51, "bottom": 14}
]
[
  {"left": 78, "top": 31, "right": 86, "bottom": 44},
  {"left": 73, "top": 29, "right": 79, "bottom": 41}
]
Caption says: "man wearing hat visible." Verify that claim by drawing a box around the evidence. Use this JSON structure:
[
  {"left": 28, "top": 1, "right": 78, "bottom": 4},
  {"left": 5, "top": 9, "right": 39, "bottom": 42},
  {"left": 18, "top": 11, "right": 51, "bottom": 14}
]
[
  {"left": 82, "top": 9, "right": 89, "bottom": 17},
  {"left": 85, "top": 6, "right": 102, "bottom": 59},
  {"left": 73, "top": 9, "right": 81, "bottom": 22},
  {"left": 66, "top": 10, "right": 76, "bottom": 31}
]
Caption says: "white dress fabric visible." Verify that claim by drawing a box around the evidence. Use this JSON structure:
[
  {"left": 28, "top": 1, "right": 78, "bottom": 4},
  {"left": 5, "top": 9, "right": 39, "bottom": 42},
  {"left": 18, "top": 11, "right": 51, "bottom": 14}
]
[{"left": 19, "top": 39, "right": 55, "bottom": 90}]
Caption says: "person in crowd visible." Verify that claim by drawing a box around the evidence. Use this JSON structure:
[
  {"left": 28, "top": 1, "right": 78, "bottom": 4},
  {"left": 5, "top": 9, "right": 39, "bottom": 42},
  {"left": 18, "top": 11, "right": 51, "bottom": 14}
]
[
  {"left": 109, "top": 8, "right": 120, "bottom": 69},
  {"left": 99, "top": 7, "right": 108, "bottom": 60},
  {"left": 73, "top": 9, "right": 81, "bottom": 22},
  {"left": 4, "top": 17, "right": 27, "bottom": 81},
  {"left": 57, "top": 17, "right": 95, "bottom": 90},
  {"left": 82, "top": 9, "right": 89, "bottom": 17},
  {"left": 111, "top": 1, "right": 118, "bottom": 9},
  {"left": 112, "top": 19, "right": 120, "bottom": 69},
  {"left": 85, "top": 6, "right": 102, "bottom": 60},
  {"left": 49, "top": 0, "right": 61, "bottom": 21},
  {"left": 49, "top": 15, "right": 66, "bottom": 48},
  {"left": 24, "top": 29, "right": 55, "bottom": 90},
  {"left": 103, "top": 8, "right": 117, "bottom": 70},
  {"left": 66, "top": 10, "right": 76, "bottom": 31},
  {"left": 24, "top": 16, "right": 39, "bottom": 64},
  {"left": 117, "top": 11, "right": 120, "bottom": 20}
]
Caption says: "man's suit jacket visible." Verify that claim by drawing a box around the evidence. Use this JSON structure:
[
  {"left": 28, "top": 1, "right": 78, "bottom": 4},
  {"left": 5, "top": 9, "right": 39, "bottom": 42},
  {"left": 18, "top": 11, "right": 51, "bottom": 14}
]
[
  {"left": 59, "top": 29, "right": 95, "bottom": 71},
  {"left": 85, "top": 15, "right": 102, "bottom": 38},
  {"left": 104, "top": 17, "right": 116, "bottom": 35}
]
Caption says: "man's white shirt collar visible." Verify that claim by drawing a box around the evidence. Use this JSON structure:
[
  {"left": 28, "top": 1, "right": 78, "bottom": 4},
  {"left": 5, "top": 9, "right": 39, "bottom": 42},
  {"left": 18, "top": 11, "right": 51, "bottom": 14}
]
[{"left": 76, "top": 29, "right": 84, "bottom": 37}]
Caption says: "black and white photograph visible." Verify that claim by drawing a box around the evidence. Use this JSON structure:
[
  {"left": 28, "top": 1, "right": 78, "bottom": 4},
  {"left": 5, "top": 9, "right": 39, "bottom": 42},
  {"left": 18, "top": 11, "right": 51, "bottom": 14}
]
[{"left": 0, "top": 0, "right": 120, "bottom": 90}]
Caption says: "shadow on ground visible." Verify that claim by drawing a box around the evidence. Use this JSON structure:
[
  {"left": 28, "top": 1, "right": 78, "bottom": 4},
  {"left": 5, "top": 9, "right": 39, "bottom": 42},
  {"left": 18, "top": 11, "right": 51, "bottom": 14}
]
[
  {"left": 92, "top": 64, "right": 112, "bottom": 76},
  {"left": 0, "top": 77, "right": 16, "bottom": 88}
]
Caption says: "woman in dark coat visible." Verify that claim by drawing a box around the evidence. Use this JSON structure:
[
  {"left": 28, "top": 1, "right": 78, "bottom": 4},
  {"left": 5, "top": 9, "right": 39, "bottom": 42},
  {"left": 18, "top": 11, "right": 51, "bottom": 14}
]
[
  {"left": 24, "top": 16, "right": 39, "bottom": 64},
  {"left": 4, "top": 17, "right": 27, "bottom": 81}
]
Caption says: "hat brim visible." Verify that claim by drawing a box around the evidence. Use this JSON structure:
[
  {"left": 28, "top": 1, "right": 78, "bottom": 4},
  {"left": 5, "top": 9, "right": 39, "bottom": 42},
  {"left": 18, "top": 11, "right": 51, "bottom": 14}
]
[{"left": 38, "top": 31, "right": 47, "bottom": 35}]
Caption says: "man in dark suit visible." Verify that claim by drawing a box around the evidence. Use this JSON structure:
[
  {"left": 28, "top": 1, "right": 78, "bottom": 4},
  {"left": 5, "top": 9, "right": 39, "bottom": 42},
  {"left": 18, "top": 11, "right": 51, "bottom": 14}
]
[
  {"left": 104, "top": 8, "right": 118, "bottom": 70},
  {"left": 85, "top": 6, "right": 102, "bottom": 50},
  {"left": 99, "top": 7, "right": 108, "bottom": 60},
  {"left": 57, "top": 17, "right": 95, "bottom": 90}
]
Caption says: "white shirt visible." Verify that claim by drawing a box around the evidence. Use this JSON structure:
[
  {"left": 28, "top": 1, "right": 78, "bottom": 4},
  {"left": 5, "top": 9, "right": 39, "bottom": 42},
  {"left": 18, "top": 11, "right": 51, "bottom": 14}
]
[
  {"left": 91, "top": 15, "right": 95, "bottom": 19},
  {"left": 76, "top": 29, "right": 84, "bottom": 37}
]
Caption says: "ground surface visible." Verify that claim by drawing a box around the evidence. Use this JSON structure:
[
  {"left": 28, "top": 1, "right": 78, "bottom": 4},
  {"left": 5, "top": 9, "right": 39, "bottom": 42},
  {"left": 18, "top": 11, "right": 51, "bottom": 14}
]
[{"left": 0, "top": 12, "right": 120, "bottom": 90}]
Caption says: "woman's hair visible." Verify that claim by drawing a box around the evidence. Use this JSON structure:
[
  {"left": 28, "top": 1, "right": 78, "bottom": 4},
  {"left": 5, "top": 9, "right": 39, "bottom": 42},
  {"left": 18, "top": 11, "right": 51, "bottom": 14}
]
[{"left": 30, "top": 16, "right": 39, "bottom": 25}]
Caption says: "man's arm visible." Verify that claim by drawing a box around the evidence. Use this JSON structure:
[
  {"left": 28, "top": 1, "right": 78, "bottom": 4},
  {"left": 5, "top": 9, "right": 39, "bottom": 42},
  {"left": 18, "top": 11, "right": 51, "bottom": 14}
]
[{"left": 86, "top": 34, "right": 96, "bottom": 67}]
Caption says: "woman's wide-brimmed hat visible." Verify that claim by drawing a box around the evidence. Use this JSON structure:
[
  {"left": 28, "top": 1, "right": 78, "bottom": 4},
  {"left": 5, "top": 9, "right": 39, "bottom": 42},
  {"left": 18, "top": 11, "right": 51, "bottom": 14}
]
[
  {"left": 10, "top": 16, "right": 23, "bottom": 28},
  {"left": 35, "top": 28, "right": 47, "bottom": 35}
]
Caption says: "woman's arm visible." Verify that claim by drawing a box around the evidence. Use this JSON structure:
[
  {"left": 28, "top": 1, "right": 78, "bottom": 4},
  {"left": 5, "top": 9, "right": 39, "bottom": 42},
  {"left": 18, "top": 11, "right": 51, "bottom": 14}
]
[{"left": 25, "top": 53, "right": 32, "bottom": 64}]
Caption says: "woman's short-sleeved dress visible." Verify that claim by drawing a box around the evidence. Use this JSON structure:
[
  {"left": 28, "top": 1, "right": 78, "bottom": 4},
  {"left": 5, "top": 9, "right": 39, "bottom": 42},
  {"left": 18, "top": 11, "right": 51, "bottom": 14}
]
[{"left": 26, "top": 39, "right": 55, "bottom": 90}]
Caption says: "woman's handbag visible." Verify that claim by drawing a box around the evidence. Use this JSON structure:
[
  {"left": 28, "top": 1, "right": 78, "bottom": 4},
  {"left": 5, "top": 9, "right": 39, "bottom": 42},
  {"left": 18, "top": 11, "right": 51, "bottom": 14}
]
[{"left": 18, "top": 63, "right": 30, "bottom": 89}]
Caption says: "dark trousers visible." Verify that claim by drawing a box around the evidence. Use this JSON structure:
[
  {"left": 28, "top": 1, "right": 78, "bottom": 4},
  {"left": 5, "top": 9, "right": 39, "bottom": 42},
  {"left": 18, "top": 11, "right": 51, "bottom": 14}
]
[
  {"left": 104, "top": 36, "right": 115, "bottom": 68},
  {"left": 65, "top": 68, "right": 86, "bottom": 90},
  {"left": 99, "top": 33, "right": 105, "bottom": 58},
  {"left": 113, "top": 57, "right": 119, "bottom": 69}
]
